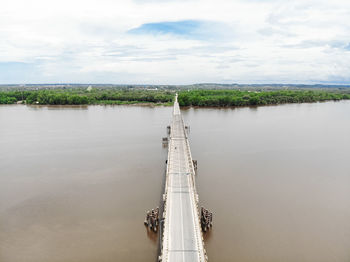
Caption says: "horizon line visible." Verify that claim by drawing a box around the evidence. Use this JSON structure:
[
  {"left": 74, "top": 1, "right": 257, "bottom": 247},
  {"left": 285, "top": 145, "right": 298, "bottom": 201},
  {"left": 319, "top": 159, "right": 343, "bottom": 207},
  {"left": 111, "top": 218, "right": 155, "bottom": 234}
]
[{"left": 1, "top": 83, "right": 350, "bottom": 87}]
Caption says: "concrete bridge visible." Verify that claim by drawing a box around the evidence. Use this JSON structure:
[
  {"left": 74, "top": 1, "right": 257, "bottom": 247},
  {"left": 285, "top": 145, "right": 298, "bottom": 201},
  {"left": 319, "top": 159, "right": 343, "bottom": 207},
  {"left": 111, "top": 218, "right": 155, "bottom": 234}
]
[{"left": 145, "top": 94, "right": 211, "bottom": 262}]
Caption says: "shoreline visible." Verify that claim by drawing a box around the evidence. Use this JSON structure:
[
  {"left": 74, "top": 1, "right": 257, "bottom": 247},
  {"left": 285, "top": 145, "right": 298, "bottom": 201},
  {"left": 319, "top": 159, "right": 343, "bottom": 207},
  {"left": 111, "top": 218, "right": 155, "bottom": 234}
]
[{"left": 2, "top": 99, "right": 349, "bottom": 109}]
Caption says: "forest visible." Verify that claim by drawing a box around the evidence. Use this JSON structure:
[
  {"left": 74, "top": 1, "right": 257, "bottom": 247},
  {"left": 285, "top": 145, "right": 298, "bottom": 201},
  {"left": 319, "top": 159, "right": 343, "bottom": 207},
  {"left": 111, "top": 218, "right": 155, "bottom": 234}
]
[
  {"left": 177, "top": 90, "right": 350, "bottom": 107},
  {"left": 0, "top": 89, "right": 174, "bottom": 105},
  {"left": 1, "top": 88, "right": 350, "bottom": 106}
]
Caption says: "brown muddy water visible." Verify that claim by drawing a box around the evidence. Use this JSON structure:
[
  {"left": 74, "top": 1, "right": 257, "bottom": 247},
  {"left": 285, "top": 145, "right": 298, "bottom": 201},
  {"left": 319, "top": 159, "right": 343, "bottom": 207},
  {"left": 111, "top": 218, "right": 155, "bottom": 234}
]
[{"left": 0, "top": 101, "right": 349, "bottom": 262}]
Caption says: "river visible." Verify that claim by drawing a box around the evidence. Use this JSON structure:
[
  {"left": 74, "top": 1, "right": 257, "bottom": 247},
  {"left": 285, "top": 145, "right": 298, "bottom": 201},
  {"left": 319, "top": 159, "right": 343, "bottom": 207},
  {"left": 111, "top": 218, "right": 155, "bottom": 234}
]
[{"left": 0, "top": 101, "right": 349, "bottom": 262}]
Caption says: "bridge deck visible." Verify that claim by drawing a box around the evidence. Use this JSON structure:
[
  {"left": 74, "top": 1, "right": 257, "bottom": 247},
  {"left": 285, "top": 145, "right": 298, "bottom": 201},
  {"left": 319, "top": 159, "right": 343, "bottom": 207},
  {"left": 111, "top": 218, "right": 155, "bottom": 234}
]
[{"left": 161, "top": 95, "right": 206, "bottom": 262}]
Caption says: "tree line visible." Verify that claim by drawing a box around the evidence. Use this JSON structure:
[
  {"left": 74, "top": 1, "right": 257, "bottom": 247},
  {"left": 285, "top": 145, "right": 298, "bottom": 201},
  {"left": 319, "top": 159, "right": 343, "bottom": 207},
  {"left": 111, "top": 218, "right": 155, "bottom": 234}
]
[
  {"left": 0, "top": 89, "right": 174, "bottom": 105},
  {"left": 177, "top": 90, "right": 350, "bottom": 107},
  {"left": 1, "top": 88, "right": 350, "bottom": 106}
]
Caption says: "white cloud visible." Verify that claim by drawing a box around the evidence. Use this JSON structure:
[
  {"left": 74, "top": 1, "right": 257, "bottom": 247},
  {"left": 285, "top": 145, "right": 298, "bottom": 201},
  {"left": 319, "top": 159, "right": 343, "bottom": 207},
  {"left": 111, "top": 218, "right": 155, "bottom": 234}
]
[{"left": 0, "top": 0, "right": 350, "bottom": 84}]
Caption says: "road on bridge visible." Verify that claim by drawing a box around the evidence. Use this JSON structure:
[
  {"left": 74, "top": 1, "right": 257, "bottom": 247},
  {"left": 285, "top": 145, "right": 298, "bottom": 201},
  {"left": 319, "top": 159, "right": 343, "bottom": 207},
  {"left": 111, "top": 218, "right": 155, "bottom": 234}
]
[{"left": 160, "top": 95, "right": 207, "bottom": 262}]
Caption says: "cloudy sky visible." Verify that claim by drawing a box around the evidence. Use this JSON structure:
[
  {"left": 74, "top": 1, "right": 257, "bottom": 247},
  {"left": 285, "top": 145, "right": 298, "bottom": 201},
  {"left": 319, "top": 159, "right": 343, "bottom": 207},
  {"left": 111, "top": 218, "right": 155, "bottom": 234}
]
[{"left": 1, "top": 0, "right": 350, "bottom": 84}]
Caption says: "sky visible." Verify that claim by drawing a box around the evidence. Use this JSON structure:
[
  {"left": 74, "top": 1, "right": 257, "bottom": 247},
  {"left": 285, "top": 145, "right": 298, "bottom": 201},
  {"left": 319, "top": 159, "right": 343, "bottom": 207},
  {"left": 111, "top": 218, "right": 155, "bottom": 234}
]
[{"left": 1, "top": 0, "right": 350, "bottom": 84}]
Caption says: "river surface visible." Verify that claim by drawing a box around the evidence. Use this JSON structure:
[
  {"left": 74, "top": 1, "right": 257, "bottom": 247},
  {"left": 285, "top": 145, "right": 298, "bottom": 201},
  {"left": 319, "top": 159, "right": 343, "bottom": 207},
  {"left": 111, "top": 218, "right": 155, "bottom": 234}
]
[{"left": 0, "top": 101, "right": 349, "bottom": 262}]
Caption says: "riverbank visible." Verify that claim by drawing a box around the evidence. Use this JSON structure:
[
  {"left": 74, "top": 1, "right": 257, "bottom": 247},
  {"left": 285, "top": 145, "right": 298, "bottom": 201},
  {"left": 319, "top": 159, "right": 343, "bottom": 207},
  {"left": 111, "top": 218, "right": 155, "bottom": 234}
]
[
  {"left": 0, "top": 89, "right": 174, "bottom": 105},
  {"left": 1, "top": 88, "right": 350, "bottom": 107},
  {"left": 178, "top": 89, "right": 350, "bottom": 107}
]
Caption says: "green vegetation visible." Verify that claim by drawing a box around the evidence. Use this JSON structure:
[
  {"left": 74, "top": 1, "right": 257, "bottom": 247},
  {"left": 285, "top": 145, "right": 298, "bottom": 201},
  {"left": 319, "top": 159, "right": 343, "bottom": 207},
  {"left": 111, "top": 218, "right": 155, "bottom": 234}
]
[
  {"left": 1, "top": 88, "right": 350, "bottom": 107},
  {"left": 178, "top": 90, "right": 350, "bottom": 107},
  {"left": 0, "top": 89, "right": 174, "bottom": 105}
]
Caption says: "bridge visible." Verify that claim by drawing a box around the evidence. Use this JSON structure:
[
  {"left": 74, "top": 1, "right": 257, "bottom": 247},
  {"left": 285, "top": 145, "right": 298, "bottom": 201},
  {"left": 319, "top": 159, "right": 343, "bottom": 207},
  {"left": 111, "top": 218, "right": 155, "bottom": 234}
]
[{"left": 145, "top": 94, "right": 211, "bottom": 262}]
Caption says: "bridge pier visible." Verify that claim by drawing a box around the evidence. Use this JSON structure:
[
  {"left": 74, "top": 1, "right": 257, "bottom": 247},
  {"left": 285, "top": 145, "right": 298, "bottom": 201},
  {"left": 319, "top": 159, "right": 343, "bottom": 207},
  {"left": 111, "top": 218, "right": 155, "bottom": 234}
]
[
  {"left": 144, "top": 207, "right": 159, "bottom": 232},
  {"left": 192, "top": 160, "right": 198, "bottom": 172},
  {"left": 201, "top": 207, "right": 213, "bottom": 232},
  {"left": 162, "top": 137, "right": 168, "bottom": 146}
]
